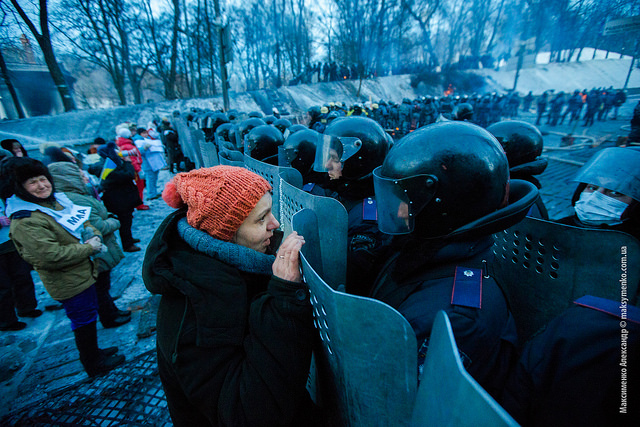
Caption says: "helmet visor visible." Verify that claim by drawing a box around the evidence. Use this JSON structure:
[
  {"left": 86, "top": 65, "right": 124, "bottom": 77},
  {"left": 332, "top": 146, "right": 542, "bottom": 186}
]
[
  {"left": 572, "top": 148, "right": 640, "bottom": 202},
  {"left": 278, "top": 146, "right": 296, "bottom": 167},
  {"left": 373, "top": 166, "right": 438, "bottom": 234},
  {"left": 313, "top": 135, "right": 362, "bottom": 172}
]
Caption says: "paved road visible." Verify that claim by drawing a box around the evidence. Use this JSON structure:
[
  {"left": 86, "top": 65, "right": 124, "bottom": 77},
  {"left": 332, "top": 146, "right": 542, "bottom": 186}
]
[{"left": 0, "top": 99, "right": 637, "bottom": 424}]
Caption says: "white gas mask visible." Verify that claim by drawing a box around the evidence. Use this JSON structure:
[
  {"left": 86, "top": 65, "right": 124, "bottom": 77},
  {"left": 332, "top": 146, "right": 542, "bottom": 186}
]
[{"left": 574, "top": 190, "right": 629, "bottom": 226}]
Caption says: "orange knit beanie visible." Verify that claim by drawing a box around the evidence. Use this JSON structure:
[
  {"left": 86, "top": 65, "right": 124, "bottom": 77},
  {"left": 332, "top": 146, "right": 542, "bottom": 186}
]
[{"left": 162, "top": 166, "right": 272, "bottom": 240}]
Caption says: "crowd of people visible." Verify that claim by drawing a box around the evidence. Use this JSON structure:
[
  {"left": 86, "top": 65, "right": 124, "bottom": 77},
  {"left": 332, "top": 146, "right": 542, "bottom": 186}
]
[
  {"left": 261, "top": 87, "right": 628, "bottom": 141},
  {"left": 0, "top": 116, "right": 177, "bottom": 375},
  {"left": 1, "top": 93, "right": 639, "bottom": 424},
  {"left": 138, "top": 102, "right": 639, "bottom": 425}
]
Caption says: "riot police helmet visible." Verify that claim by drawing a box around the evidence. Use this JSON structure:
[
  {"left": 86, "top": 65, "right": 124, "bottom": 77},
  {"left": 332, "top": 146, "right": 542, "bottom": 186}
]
[
  {"left": 279, "top": 129, "right": 320, "bottom": 177},
  {"left": 248, "top": 111, "right": 264, "bottom": 118},
  {"left": 327, "top": 111, "right": 340, "bottom": 124},
  {"left": 215, "top": 123, "right": 234, "bottom": 143},
  {"left": 264, "top": 115, "right": 277, "bottom": 125},
  {"left": 374, "top": 121, "right": 512, "bottom": 237},
  {"left": 487, "top": 120, "right": 544, "bottom": 167},
  {"left": 273, "top": 118, "right": 292, "bottom": 134},
  {"left": 235, "top": 118, "right": 266, "bottom": 151},
  {"left": 453, "top": 103, "right": 474, "bottom": 121},
  {"left": 315, "top": 116, "right": 389, "bottom": 182},
  {"left": 205, "top": 112, "right": 229, "bottom": 132},
  {"left": 245, "top": 125, "right": 284, "bottom": 163},
  {"left": 284, "top": 123, "right": 308, "bottom": 139}
]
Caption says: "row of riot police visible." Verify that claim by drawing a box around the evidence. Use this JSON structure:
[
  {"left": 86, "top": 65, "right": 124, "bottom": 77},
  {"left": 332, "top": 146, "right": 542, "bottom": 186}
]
[
  {"left": 170, "top": 107, "right": 640, "bottom": 424},
  {"left": 535, "top": 87, "right": 627, "bottom": 127},
  {"left": 303, "top": 92, "right": 526, "bottom": 140}
]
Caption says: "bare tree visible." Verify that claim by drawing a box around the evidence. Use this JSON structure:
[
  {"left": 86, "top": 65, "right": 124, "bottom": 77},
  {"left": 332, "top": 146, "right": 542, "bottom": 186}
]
[
  {"left": 141, "top": 0, "right": 180, "bottom": 99},
  {"left": 400, "top": 0, "right": 440, "bottom": 68},
  {"left": 9, "top": 0, "right": 76, "bottom": 111}
]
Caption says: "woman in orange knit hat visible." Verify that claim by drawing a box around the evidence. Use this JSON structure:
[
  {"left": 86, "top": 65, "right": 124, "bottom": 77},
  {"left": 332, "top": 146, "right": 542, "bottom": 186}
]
[{"left": 142, "top": 166, "right": 319, "bottom": 426}]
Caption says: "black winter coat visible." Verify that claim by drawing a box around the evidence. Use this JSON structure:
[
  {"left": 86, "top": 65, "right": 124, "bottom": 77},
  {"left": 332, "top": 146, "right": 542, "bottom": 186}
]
[
  {"left": 100, "top": 161, "right": 141, "bottom": 214},
  {"left": 501, "top": 302, "right": 640, "bottom": 426},
  {"left": 142, "top": 210, "right": 317, "bottom": 427}
]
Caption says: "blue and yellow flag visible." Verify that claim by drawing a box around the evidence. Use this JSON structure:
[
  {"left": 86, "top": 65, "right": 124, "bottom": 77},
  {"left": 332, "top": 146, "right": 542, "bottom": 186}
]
[{"left": 100, "top": 157, "right": 117, "bottom": 181}]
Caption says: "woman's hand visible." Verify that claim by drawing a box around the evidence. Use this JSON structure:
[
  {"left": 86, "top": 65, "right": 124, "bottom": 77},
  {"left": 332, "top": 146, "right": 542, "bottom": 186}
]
[
  {"left": 86, "top": 236, "right": 103, "bottom": 253},
  {"left": 272, "top": 231, "right": 305, "bottom": 283}
]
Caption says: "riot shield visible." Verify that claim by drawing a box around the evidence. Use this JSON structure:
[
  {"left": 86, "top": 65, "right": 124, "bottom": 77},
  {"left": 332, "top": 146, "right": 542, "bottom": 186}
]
[
  {"left": 491, "top": 216, "right": 640, "bottom": 343},
  {"left": 411, "top": 311, "right": 519, "bottom": 427},
  {"left": 218, "top": 149, "right": 244, "bottom": 167},
  {"left": 281, "top": 181, "right": 347, "bottom": 289},
  {"left": 243, "top": 154, "right": 303, "bottom": 224},
  {"left": 293, "top": 209, "right": 418, "bottom": 427},
  {"left": 189, "top": 129, "right": 206, "bottom": 169},
  {"left": 174, "top": 117, "right": 196, "bottom": 166},
  {"left": 196, "top": 130, "right": 219, "bottom": 167}
]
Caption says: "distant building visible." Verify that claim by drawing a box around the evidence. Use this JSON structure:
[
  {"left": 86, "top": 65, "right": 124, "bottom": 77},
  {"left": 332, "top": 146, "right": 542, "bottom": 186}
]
[
  {"left": 0, "top": 35, "right": 75, "bottom": 120},
  {"left": 0, "top": 63, "right": 76, "bottom": 120}
]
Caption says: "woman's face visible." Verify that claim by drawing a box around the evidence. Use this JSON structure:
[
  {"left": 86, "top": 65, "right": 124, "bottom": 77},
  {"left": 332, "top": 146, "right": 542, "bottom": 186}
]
[
  {"left": 233, "top": 192, "right": 280, "bottom": 253},
  {"left": 23, "top": 175, "right": 53, "bottom": 199}
]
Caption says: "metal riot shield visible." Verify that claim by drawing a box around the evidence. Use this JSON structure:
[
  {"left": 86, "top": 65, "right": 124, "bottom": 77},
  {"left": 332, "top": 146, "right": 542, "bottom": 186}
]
[
  {"left": 491, "top": 216, "right": 640, "bottom": 343},
  {"left": 292, "top": 209, "right": 418, "bottom": 427},
  {"left": 174, "top": 117, "right": 196, "bottom": 167},
  {"left": 197, "top": 130, "right": 219, "bottom": 167},
  {"left": 281, "top": 181, "right": 347, "bottom": 290},
  {"left": 218, "top": 149, "right": 244, "bottom": 167},
  {"left": 189, "top": 129, "right": 206, "bottom": 169},
  {"left": 243, "top": 154, "right": 302, "bottom": 224},
  {"left": 411, "top": 311, "right": 519, "bottom": 427}
]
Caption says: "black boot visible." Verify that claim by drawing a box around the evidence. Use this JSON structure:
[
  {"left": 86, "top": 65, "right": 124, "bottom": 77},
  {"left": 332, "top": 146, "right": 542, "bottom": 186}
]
[{"left": 73, "top": 322, "right": 125, "bottom": 377}]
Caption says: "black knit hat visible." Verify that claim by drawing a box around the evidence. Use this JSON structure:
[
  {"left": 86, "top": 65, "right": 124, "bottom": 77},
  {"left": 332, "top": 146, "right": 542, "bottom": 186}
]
[{"left": 6, "top": 157, "right": 56, "bottom": 203}]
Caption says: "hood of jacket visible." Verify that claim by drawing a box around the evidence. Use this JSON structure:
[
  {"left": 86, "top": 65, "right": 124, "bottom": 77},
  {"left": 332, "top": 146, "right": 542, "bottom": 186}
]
[{"left": 48, "top": 162, "right": 88, "bottom": 195}]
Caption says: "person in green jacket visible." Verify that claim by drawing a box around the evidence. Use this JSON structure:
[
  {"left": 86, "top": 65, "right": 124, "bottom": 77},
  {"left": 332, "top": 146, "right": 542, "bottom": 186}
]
[
  {"left": 2, "top": 157, "right": 124, "bottom": 377},
  {"left": 48, "top": 158, "right": 131, "bottom": 328}
]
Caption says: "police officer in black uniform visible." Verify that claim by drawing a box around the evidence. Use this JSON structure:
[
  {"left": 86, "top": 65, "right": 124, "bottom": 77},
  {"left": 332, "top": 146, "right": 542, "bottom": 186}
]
[
  {"left": 369, "top": 121, "right": 539, "bottom": 399},
  {"left": 314, "top": 117, "right": 392, "bottom": 296},
  {"left": 557, "top": 147, "right": 640, "bottom": 242},
  {"left": 278, "top": 129, "right": 330, "bottom": 196}
]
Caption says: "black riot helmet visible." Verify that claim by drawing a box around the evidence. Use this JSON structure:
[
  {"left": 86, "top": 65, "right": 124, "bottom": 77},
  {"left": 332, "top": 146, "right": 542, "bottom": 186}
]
[
  {"left": 264, "top": 115, "right": 277, "bottom": 125},
  {"left": 204, "top": 112, "right": 229, "bottom": 132},
  {"left": 453, "top": 103, "right": 474, "bottom": 121},
  {"left": 273, "top": 118, "right": 292, "bottom": 135},
  {"left": 284, "top": 123, "right": 308, "bottom": 139},
  {"left": 487, "top": 120, "right": 547, "bottom": 187},
  {"left": 236, "top": 118, "right": 266, "bottom": 151},
  {"left": 248, "top": 111, "right": 264, "bottom": 118},
  {"left": 318, "top": 116, "right": 389, "bottom": 181},
  {"left": 245, "top": 125, "right": 284, "bottom": 164},
  {"left": 374, "top": 121, "right": 525, "bottom": 238},
  {"left": 279, "top": 129, "right": 320, "bottom": 177},
  {"left": 214, "top": 123, "right": 234, "bottom": 148},
  {"left": 487, "top": 120, "right": 544, "bottom": 167}
]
